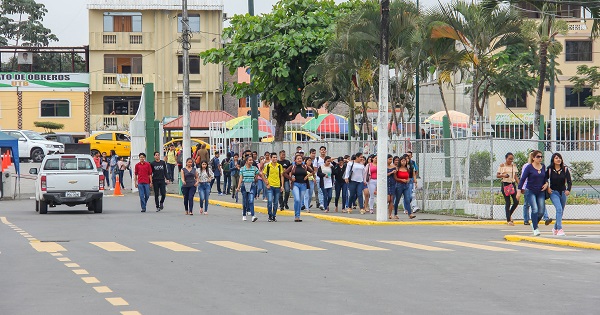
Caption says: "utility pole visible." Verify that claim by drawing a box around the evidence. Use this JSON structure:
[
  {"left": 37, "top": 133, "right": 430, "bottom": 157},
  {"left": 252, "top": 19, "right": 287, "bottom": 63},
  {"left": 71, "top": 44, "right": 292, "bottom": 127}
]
[
  {"left": 182, "top": 0, "right": 192, "bottom": 163},
  {"left": 376, "top": 0, "right": 390, "bottom": 222},
  {"left": 415, "top": 0, "right": 420, "bottom": 141},
  {"left": 248, "top": 0, "right": 259, "bottom": 143}
]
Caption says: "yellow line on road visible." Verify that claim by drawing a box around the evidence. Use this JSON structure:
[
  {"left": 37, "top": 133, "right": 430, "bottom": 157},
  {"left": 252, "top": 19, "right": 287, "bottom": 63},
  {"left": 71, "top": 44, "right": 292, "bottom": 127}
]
[
  {"left": 30, "top": 242, "right": 67, "bottom": 253},
  {"left": 82, "top": 277, "right": 100, "bottom": 284},
  {"left": 378, "top": 240, "right": 454, "bottom": 251},
  {"left": 150, "top": 241, "right": 200, "bottom": 252},
  {"left": 322, "top": 240, "right": 389, "bottom": 251},
  {"left": 65, "top": 263, "right": 80, "bottom": 268},
  {"left": 0, "top": 217, "right": 10, "bottom": 224},
  {"left": 72, "top": 269, "right": 89, "bottom": 275},
  {"left": 106, "top": 297, "right": 129, "bottom": 306},
  {"left": 57, "top": 257, "right": 71, "bottom": 262},
  {"left": 90, "top": 242, "right": 135, "bottom": 252},
  {"left": 207, "top": 241, "right": 266, "bottom": 252},
  {"left": 121, "top": 312, "right": 142, "bottom": 315},
  {"left": 505, "top": 235, "right": 600, "bottom": 250},
  {"left": 50, "top": 253, "right": 63, "bottom": 257},
  {"left": 93, "top": 286, "right": 113, "bottom": 293},
  {"left": 436, "top": 241, "right": 516, "bottom": 252},
  {"left": 265, "top": 240, "right": 327, "bottom": 251},
  {"left": 490, "top": 241, "right": 578, "bottom": 252}
]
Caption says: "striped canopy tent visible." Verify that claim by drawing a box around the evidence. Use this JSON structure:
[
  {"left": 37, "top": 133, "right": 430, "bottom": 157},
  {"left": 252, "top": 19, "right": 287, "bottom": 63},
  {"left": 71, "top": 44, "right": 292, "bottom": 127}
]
[
  {"left": 225, "top": 116, "right": 275, "bottom": 135},
  {"left": 302, "top": 114, "right": 356, "bottom": 134},
  {"left": 424, "top": 110, "right": 471, "bottom": 128}
]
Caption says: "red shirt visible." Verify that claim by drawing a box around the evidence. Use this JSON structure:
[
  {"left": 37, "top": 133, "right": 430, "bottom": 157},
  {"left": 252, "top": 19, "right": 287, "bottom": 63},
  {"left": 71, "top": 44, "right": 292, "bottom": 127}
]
[
  {"left": 396, "top": 169, "right": 409, "bottom": 181},
  {"left": 135, "top": 161, "right": 153, "bottom": 184},
  {"left": 93, "top": 156, "right": 101, "bottom": 168}
]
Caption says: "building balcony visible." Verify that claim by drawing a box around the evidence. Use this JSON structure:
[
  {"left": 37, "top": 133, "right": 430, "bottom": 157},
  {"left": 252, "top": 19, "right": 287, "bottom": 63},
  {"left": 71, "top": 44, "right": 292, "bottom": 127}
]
[
  {"left": 90, "top": 73, "right": 152, "bottom": 91},
  {"left": 90, "top": 114, "right": 135, "bottom": 131},
  {"left": 90, "top": 32, "right": 154, "bottom": 50}
]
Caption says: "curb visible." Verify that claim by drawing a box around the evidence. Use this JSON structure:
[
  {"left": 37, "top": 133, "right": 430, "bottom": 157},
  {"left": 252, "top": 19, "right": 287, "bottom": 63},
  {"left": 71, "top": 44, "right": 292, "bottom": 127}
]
[{"left": 504, "top": 234, "right": 600, "bottom": 251}]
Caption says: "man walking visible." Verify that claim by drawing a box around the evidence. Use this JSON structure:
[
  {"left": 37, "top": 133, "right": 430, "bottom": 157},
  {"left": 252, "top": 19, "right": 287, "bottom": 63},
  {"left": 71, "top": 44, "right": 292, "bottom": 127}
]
[
  {"left": 151, "top": 151, "right": 169, "bottom": 212},
  {"left": 230, "top": 153, "right": 241, "bottom": 202},
  {"left": 264, "top": 153, "right": 284, "bottom": 222},
  {"left": 313, "top": 146, "right": 327, "bottom": 210},
  {"left": 406, "top": 151, "right": 420, "bottom": 213},
  {"left": 278, "top": 150, "right": 291, "bottom": 210},
  {"left": 222, "top": 152, "right": 232, "bottom": 195},
  {"left": 165, "top": 144, "right": 177, "bottom": 182},
  {"left": 210, "top": 151, "right": 223, "bottom": 195},
  {"left": 134, "top": 153, "right": 153, "bottom": 212}
]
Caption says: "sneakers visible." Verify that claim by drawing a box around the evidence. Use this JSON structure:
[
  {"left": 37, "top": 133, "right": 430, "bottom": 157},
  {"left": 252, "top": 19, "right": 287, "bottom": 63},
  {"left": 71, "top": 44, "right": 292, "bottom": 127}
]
[
  {"left": 159, "top": 203, "right": 164, "bottom": 210},
  {"left": 319, "top": 205, "right": 325, "bottom": 211},
  {"left": 242, "top": 216, "right": 247, "bottom": 221},
  {"left": 556, "top": 229, "right": 566, "bottom": 236},
  {"left": 156, "top": 207, "right": 161, "bottom": 212},
  {"left": 545, "top": 218, "right": 553, "bottom": 226},
  {"left": 272, "top": 216, "right": 277, "bottom": 222},
  {"left": 268, "top": 216, "right": 273, "bottom": 222},
  {"left": 524, "top": 221, "right": 530, "bottom": 226},
  {"left": 219, "top": 193, "right": 223, "bottom": 196},
  {"left": 533, "top": 229, "right": 541, "bottom": 236},
  {"left": 552, "top": 228, "right": 557, "bottom": 235},
  {"left": 252, "top": 216, "right": 258, "bottom": 222},
  {"left": 262, "top": 198, "right": 267, "bottom": 202},
  {"left": 284, "top": 204, "right": 290, "bottom": 210},
  {"left": 301, "top": 205, "right": 306, "bottom": 211}
]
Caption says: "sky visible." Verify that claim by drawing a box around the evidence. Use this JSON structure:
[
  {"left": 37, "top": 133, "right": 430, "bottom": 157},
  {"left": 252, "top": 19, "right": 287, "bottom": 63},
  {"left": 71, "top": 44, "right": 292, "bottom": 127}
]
[{"left": 32, "top": 0, "right": 450, "bottom": 47}]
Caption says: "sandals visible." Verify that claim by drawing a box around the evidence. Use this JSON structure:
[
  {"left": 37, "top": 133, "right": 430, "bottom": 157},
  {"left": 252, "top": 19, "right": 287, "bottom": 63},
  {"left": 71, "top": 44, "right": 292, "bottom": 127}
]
[
  {"left": 409, "top": 214, "right": 416, "bottom": 219},
  {"left": 185, "top": 211, "right": 189, "bottom": 215}
]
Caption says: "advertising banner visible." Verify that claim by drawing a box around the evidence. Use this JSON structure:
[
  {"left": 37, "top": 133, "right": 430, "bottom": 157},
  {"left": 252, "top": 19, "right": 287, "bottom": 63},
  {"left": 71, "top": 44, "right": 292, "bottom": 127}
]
[{"left": 0, "top": 73, "right": 89, "bottom": 90}]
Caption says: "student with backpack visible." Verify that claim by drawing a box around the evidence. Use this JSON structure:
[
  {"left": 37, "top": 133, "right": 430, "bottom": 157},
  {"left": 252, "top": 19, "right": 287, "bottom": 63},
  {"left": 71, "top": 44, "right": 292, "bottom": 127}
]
[
  {"left": 209, "top": 151, "right": 223, "bottom": 195},
  {"left": 236, "top": 155, "right": 263, "bottom": 222},
  {"left": 222, "top": 152, "right": 232, "bottom": 195},
  {"left": 263, "top": 153, "right": 284, "bottom": 222}
]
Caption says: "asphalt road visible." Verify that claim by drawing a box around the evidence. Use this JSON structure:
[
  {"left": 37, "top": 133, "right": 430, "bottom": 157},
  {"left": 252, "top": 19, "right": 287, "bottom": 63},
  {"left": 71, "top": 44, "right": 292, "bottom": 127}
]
[{"left": 1, "top": 195, "right": 599, "bottom": 315}]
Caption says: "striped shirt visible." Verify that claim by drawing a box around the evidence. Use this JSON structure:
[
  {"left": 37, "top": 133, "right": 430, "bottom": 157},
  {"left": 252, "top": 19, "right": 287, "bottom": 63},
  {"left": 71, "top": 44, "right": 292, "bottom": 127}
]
[{"left": 240, "top": 165, "right": 259, "bottom": 183}]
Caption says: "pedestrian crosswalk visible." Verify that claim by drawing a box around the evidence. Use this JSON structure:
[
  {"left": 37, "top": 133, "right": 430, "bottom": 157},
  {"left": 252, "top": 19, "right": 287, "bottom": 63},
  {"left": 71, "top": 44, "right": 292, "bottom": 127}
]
[{"left": 71, "top": 239, "right": 582, "bottom": 254}]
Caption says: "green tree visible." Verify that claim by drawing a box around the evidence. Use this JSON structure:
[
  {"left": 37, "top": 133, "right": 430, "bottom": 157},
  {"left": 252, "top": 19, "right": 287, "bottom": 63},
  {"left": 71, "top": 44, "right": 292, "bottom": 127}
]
[
  {"left": 570, "top": 65, "right": 600, "bottom": 109},
  {"left": 2, "top": 53, "right": 86, "bottom": 72},
  {"left": 0, "top": 0, "right": 58, "bottom": 46},
  {"left": 201, "top": 0, "right": 359, "bottom": 141},
  {"left": 34, "top": 121, "right": 64, "bottom": 133}
]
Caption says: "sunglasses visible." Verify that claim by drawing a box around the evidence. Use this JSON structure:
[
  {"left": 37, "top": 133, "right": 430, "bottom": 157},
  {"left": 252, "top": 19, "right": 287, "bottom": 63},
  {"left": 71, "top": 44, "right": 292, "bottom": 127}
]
[{"left": 535, "top": 155, "right": 542, "bottom": 158}]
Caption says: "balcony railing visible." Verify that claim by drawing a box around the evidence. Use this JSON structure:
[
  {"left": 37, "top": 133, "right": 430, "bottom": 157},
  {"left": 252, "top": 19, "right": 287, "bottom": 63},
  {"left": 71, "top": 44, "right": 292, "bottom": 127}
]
[
  {"left": 130, "top": 35, "right": 143, "bottom": 44},
  {"left": 103, "top": 34, "right": 117, "bottom": 44},
  {"left": 90, "top": 32, "right": 153, "bottom": 50},
  {"left": 91, "top": 114, "right": 135, "bottom": 131}
]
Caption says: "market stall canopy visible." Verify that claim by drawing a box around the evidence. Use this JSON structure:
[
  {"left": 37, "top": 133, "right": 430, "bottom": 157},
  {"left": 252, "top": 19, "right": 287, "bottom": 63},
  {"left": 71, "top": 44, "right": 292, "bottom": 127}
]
[
  {"left": 225, "top": 116, "right": 275, "bottom": 134},
  {"left": 424, "top": 110, "right": 471, "bottom": 128},
  {"left": 302, "top": 114, "right": 356, "bottom": 134},
  {"left": 214, "top": 128, "right": 270, "bottom": 139}
]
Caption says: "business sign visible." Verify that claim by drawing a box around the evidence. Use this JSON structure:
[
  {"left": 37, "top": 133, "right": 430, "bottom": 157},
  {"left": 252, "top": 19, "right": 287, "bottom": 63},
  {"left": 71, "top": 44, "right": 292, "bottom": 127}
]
[
  {"left": 17, "top": 52, "right": 32, "bottom": 65},
  {"left": 117, "top": 74, "right": 131, "bottom": 88},
  {"left": 0, "top": 73, "right": 89, "bottom": 90},
  {"left": 495, "top": 113, "right": 534, "bottom": 124}
]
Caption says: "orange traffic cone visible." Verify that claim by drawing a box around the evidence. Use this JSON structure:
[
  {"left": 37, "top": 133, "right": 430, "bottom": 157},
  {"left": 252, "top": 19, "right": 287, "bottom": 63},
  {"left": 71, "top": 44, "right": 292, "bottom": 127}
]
[
  {"left": 1, "top": 152, "right": 8, "bottom": 171},
  {"left": 1, "top": 153, "right": 5, "bottom": 172},
  {"left": 113, "top": 175, "right": 124, "bottom": 196}
]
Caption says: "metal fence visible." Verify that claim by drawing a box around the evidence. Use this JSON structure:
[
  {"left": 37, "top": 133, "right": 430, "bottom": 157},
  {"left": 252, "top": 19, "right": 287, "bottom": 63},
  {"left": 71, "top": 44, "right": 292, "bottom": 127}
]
[{"left": 239, "top": 137, "right": 600, "bottom": 220}]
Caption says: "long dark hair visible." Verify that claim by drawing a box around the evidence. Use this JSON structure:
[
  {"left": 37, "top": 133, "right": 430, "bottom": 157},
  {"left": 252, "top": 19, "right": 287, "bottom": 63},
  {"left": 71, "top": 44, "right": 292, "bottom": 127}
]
[{"left": 550, "top": 153, "right": 564, "bottom": 170}]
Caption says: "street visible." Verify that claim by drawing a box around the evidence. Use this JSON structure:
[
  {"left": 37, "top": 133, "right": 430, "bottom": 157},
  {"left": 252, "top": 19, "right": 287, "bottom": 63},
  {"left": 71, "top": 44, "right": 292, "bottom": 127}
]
[{"left": 1, "top": 195, "right": 599, "bottom": 315}]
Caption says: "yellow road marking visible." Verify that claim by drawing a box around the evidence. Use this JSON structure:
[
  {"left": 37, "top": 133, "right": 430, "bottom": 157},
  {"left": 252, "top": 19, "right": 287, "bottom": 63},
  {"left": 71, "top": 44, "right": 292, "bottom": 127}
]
[
  {"left": 90, "top": 242, "right": 135, "bottom": 252},
  {"left": 0, "top": 217, "right": 10, "bottom": 224},
  {"left": 121, "top": 312, "right": 142, "bottom": 315},
  {"left": 50, "top": 253, "right": 63, "bottom": 257},
  {"left": 207, "top": 241, "right": 266, "bottom": 252},
  {"left": 322, "top": 240, "right": 389, "bottom": 251},
  {"left": 149, "top": 241, "right": 200, "bottom": 252},
  {"left": 436, "top": 241, "right": 516, "bottom": 252},
  {"left": 57, "top": 257, "right": 71, "bottom": 262},
  {"left": 27, "top": 238, "right": 37, "bottom": 241},
  {"left": 106, "top": 297, "right": 129, "bottom": 306},
  {"left": 82, "top": 277, "right": 100, "bottom": 284},
  {"left": 265, "top": 240, "right": 327, "bottom": 251},
  {"left": 94, "top": 286, "right": 113, "bottom": 293},
  {"left": 65, "top": 263, "right": 80, "bottom": 268},
  {"left": 490, "top": 241, "right": 578, "bottom": 252},
  {"left": 72, "top": 269, "right": 89, "bottom": 275},
  {"left": 378, "top": 240, "right": 454, "bottom": 251},
  {"left": 30, "top": 242, "right": 67, "bottom": 253},
  {"left": 21, "top": 234, "right": 32, "bottom": 238}
]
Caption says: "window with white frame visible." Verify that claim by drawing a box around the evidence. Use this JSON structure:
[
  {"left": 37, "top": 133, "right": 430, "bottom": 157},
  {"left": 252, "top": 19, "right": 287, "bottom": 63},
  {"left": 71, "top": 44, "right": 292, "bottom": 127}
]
[
  {"left": 177, "top": 14, "right": 200, "bottom": 33},
  {"left": 41, "top": 100, "right": 70, "bottom": 117},
  {"left": 103, "top": 12, "right": 142, "bottom": 32}
]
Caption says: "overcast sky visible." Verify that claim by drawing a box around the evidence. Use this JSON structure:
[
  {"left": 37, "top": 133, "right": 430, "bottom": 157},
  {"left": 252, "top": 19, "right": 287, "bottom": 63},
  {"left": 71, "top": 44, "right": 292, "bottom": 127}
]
[{"left": 33, "top": 0, "right": 450, "bottom": 47}]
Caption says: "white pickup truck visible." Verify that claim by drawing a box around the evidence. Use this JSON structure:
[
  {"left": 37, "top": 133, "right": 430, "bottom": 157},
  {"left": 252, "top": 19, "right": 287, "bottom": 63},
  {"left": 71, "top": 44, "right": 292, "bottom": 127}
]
[{"left": 30, "top": 154, "right": 105, "bottom": 214}]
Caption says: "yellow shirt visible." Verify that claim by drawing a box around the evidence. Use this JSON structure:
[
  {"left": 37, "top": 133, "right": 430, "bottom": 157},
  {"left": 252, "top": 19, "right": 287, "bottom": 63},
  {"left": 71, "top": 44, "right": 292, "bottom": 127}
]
[
  {"left": 263, "top": 162, "right": 283, "bottom": 188},
  {"left": 167, "top": 150, "right": 177, "bottom": 164},
  {"left": 497, "top": 163, "right": 518, "bottom": 183}
]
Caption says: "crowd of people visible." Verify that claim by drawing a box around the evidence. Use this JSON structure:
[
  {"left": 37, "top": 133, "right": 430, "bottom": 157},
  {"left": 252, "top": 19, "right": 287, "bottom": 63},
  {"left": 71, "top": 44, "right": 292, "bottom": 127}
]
[{"left": 497, "top": 150, "right": 572, "bottom": 236}]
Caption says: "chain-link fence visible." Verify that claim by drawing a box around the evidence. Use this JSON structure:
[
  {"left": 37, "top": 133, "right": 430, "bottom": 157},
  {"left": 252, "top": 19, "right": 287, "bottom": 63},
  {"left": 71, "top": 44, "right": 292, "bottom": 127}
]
[{"left": 237, "top": 137, "right": 600, "bottom": 220}]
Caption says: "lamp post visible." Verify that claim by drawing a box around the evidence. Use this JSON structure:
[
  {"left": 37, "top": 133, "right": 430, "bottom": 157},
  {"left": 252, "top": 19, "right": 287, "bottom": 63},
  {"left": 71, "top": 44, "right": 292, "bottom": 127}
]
[
  {"left": 248, "top": 0, "right": 259, "bottom": 143},
  {"left": 376, "top": 0, "right": 390, "bottom": 222}
]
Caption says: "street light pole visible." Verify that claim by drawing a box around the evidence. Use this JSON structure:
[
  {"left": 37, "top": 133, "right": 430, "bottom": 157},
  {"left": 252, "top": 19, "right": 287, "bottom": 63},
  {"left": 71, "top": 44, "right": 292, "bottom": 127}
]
[
  {"left": 376, "top": 0, "right": 390, "bottom": 222},
  {"left": 182, "top": 0, "right": 191, "bottom": 163},
  {"left": 248, "top": 0, "right": 259, "bottom": 143},
  {"left": 415, "top": 0, "right": 420, "bottom": 141}
]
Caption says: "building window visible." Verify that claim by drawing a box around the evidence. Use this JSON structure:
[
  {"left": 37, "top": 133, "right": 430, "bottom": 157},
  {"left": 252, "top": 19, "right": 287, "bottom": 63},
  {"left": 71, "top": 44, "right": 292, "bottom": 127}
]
[
  {"left": 565, "top": 87, "right": 592, "bottom": 107},
  {"left": 178, "top": 97, "right": 201, "bottom": 115},
  {"left": 177, "top": 14, "right": 200, "bottom": 33},
  {"left": 565, "top": 40, "right": 592, "bottom": 61},
  {"left": 40, "top": 100, "right": 70, "bottom": 117},
  {"left": 506, "top": 92, "right": 527, "bottom": 108},
  {"left": 103, "top": 12, "right": 142, "bottom": 32},
  {"left": 104, "top": 96, "right": 140, "bottom": 115},
  {"left": 177, "top": 56, "right": 200, "bottom": 74},
  {"left": 104, "top": 55, "right": 142, "bottom": 74}
]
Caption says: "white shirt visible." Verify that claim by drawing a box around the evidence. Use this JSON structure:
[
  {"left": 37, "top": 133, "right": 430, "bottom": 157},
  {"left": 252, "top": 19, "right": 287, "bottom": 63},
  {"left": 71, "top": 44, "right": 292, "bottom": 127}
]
[
  {"left": 320, "top": 165, "right": 333, "bottom": 188},
  {"left": 344, "top": 161, "right": 366, "bottom": 183}
]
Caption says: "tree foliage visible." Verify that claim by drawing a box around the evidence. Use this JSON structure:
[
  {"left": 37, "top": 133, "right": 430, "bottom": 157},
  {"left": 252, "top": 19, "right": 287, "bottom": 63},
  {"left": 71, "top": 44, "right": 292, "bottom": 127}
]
[
  {"left": 200, "top": 0, "right": 360, "bottom": 140},
  {"left": 570, "top": 65, "right": 600, "bottom": 109},
  {"left": 34, "top": 121, "right": 64, "bottom": 133},
  {"left": 1, "top": 53, "right": 86, "bottom": 72},
  {"left": 0, "top": 0, "right": 58, "bottom": 46}
]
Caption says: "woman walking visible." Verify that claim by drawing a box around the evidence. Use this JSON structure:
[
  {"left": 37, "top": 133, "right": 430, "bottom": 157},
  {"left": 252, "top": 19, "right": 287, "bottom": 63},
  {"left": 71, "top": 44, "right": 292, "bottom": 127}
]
[
  {"left": 332, "top": 157, "right": 348, "bottom": 212},
  {"left": 546, "top": 153, "right": 572, "bottom": 236},
  {"left": 237, "top": 156, "right": 262, "bottom": 222},
  {"left": 180, "top": 158, "right": 198, "bottom": 215},
  {"left": 518, "top": 150, "right": 548, "bottom": 236},
  {"left": 117, "top": 156, "right": 126, "bottom": 189},
  {"left": 109, "top": 150, "right": 119, "bottom": 189},
  {"left": 317, "top": 156, "right": 334, "bottom": 212},
  {"left": 387, "top": 155, "right": 398, "bottom": 220},
  {"left": 362, "top": 155, "right": 373, "bottom": 214},
  {"left": 496, "top": 152, "right": 520, "bottom": 225},
  {"left": 197, "top": 161, "right": 214, "bottom": 215},
  {"left": 303, "top": 157, "right": 316, "bottom": 212},
  {"left": 394, "top": 155, "right": 416, "bottom": 219},
  {"left": 101, "top": 152, "right": 110, "bottom": 188},
  {"left": 285, "top": 154, "right": 310, "bottom": 222},
  {"left": 344, "top": 153, "right": 366, "bottom": 214},
  {"left": 367, "top": 155, "right": 378, "bottom": 214}
]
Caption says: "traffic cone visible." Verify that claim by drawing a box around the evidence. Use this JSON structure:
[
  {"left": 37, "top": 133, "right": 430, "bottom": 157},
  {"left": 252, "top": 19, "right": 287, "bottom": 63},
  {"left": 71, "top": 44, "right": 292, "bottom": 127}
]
[
  {"left": 113, "top": 175, "right": 124, "bottom": 196},
  {"left": 1, "top": 152, "right": 8, "bottom": 171},
  {"left": 1, "top": 152, "right": 5, "bottom": 171}
]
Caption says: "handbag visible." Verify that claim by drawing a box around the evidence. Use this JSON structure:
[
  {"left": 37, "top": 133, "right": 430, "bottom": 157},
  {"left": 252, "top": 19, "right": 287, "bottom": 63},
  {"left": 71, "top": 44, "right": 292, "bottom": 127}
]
[{"left": 503, "top": 183, "right": 515, "bottom": 196}]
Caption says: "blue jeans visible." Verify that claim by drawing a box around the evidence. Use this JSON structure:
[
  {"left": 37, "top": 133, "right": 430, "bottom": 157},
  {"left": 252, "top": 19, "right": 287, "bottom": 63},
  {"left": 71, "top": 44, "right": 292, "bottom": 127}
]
[
  {"left": 528, "top": 190, "right": 546, "bottom": 230},
  {"left": 550, "top": 190, "right": 567, "bottom": 230},
  {"left": 267, "top": 187, "right": 282, "bottom": 218},
  {"left": 323, "top": 187, "right": 333, "bottom": 210},
  {"left": 210, "top": 176, "right": 222, "bottom": 194},
  {"left": 316, "top": 181, "right": 324, "bottom": 206},
  {"left": 102, "top": 169, "right": 110, "bottom": 187},
  {"left": 394, "top": 183, "right": 412, "bottom": 215},
  {"left": 198, "top": 182, "right": 211, "bottom": 212},
  {"left": 347, "top": 181, "right": 364, "bottom": 210},
  {"left": 181, "top": 186, "right": 197, "bottom": 212},
  {"left": 292, "top": 183, "right": 307, "bottom": 218},
  {"left": 305, "top": 181, "right": 315, "bottom": 208},
  {"left": 335, "top": 181, "right": 348, "bottom": 209},
  {"left": 111, "top": 166, "right": 117, "bottom": 188},
  {"left": 256, "top": 180, "right": 264, "bottom": 198},
  {"left": 223, "top": 172, "right": 231, "bottom": 194},
  {"left": 241, "top": 183, "right": 256, "bottom": 217},
  {"left": 138, "top": 183, "right": 150, "bottom": 211},
  {"left": 167, "top": 163, "right": 176, "bottom": 182},
  {"left": 523, "top": 189, "right": 531, "bottom": 223}
]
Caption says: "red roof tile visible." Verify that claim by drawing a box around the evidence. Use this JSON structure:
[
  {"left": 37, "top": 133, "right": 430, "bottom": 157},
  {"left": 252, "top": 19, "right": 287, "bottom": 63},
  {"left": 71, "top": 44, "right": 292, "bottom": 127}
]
[{"left": 163, "top": 111, "right": 235, "bottom": 130}]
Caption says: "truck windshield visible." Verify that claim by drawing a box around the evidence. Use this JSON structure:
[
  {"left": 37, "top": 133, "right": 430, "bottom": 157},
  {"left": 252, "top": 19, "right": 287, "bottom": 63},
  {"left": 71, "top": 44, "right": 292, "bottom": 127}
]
[{"left": 44, "top": 158, "right": 94, "bottom": 171}]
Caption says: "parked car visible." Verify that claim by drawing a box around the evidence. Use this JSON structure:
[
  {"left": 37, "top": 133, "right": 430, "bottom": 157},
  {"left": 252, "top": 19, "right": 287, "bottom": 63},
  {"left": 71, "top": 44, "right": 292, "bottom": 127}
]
[
  {"left": 78, "top": 131, "right": 130, "bottom": 157},
  {"left": 43, "top": 133, "right": 76, "bottom": 145},
  {"left": 30, "top": 154, "right": 104, "bottom": 214},
  {"left": 261, "top": 131, "right": 320, "bottom": 143},
  {"left": 3, "top": 129, "right": 65, "bottom": 162}
]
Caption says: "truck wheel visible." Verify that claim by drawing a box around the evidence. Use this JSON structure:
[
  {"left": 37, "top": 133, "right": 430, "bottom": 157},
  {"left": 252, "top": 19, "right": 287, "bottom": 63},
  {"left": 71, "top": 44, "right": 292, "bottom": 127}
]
[
  {"left": 31, "top": 148, "right": 45, "bottom": 163},
  {"left": 39, "top": 200, "right": 48, "bottom": 214},
  {"left": 87, "top": 202, "right": 95, "bottom": 211},
  {"left": 36, "top": 200, "right": 39, "bottom": 212},
  {"left": 93, "top": 199, "right": 103, "bottom": 213}
]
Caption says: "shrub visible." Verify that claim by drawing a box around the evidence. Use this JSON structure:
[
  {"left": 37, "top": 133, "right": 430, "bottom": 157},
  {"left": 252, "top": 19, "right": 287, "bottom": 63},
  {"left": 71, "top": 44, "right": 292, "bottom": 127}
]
[
  {"left": 469, "top": 151, "right": 495, "bottom": 183},
  {"left": 569, "top": 161, "right": 594, "bottom": 181},
  {"left": 34, "top": 121, "right": 64, "bottom": 133},
  {"left": 513, "top": 151, "right": 529, "bottom": 171}
]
